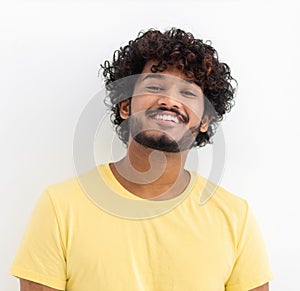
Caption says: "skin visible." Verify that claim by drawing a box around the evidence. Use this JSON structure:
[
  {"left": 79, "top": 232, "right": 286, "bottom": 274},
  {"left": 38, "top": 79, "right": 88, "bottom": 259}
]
[
  {"left": 20, "top": 278, "right": 269, "bottom": 291},
  {"left": 112, "top": 61, "right": 208, "bottom": 200},
  {"left": 250, "top": 283, "right": 269, "bottom": 291},
  {"left": 112, "top": 61, "right": 269, "bottom": 290},
  {"left": 20, "top": 279, "right": 62, "bottom": 291},
  {"left": 19, "top": 61, "right": 270, "bottom": 291},
  {"left": 129, "top": 68, "right": 206, "bottom": 152}
]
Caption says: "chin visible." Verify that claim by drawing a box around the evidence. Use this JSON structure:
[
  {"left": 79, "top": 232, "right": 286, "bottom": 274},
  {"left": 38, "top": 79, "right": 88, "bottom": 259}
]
[{"left": 133, "top": 132, "right": 193, "bottom": 153}]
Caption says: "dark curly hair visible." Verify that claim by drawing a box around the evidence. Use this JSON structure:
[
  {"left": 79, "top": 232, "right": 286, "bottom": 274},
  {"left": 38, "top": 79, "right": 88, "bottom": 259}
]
[{"left": 101, "top": 27, "right": 237, "bottom": 147}]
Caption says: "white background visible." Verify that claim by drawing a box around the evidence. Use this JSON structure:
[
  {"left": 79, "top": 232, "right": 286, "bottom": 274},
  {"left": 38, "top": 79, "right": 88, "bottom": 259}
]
[{"left": 1, "top": 0, "right": 299, "bottom": 290}]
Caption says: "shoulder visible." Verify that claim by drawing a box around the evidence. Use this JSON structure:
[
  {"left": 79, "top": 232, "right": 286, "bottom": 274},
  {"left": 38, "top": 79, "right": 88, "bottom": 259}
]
[
  {"left": 43, "top": 164, "right": 112, "bottom": 208},
  {"left": 191, "top": 172, "right": 250, "bottom": 226},
  {"left": 46, "top": 175, "right": 82, "bottom": 202},
  {"left": 192, "top": 173, "right": 248, "bottom": 209},
  {"left": 44, "top": 165, "right": 106, "bottom": 208}
]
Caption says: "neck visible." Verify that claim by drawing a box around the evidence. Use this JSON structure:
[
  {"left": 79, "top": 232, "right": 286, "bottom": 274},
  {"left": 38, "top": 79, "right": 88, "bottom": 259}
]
[{"left": 110, "top": 139, "right": 190, "bottom": 200}]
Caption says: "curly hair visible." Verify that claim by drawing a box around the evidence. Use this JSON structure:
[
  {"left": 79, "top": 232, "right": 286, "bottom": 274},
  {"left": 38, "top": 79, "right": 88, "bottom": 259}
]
[{"left": 101, "top": 27, "right": 237, "bottom": 147}]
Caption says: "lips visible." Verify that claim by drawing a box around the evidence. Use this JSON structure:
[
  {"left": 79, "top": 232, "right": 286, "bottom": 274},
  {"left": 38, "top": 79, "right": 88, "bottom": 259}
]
[
  {"left": 152, "top": 114, "right": 180, "bottom": 123},
  {"left": 146, "top": 108, "right": 188, "bottom": 124}
]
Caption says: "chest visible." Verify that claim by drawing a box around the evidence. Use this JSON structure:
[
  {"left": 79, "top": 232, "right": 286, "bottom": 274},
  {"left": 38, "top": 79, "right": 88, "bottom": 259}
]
[{"left": 65, "top": 208, "right": 236, "bottom": 291}]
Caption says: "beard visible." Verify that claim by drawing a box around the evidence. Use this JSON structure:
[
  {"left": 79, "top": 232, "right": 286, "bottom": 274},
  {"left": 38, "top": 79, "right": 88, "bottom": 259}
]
[
  {"left": 129, "top": 114, "right": 200, "bottom": 153},
  {"left": 134, "top": 131, "right": 192, "bottom": 152}
]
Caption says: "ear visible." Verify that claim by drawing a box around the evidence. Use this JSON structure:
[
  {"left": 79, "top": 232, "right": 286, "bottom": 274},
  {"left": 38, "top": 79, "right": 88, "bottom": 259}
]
[
  {"left": 119, "top": 99, "right": 130, "bottom": 119},
  {"left": 200, "top": 115, "right": 211, "bottom": 133}
]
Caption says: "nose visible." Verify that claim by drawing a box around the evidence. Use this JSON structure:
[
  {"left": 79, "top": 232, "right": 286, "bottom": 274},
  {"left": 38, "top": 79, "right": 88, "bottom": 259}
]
[{"left": 157, "top": 92, "right": 183, "bottom": 109}]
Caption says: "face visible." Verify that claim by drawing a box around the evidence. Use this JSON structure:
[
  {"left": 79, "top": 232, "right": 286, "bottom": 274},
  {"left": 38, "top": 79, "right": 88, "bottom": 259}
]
[{"left": 119, "top": 61, "right": 209, "bottom": 152}]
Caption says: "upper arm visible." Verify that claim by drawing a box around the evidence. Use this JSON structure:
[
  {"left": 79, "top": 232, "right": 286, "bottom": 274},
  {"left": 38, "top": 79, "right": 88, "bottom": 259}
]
[
  {"left": 249, "top": 282, "right": 269, "bottom": 291},
  {"left": 225, "top": 203, "right": 273, "bottom": 290},
  {"left": 20, "top": 279, "right": 63, "bottom": 291},
  {"left": 10, "top": 190, "right": 67, "bottom": 290}
]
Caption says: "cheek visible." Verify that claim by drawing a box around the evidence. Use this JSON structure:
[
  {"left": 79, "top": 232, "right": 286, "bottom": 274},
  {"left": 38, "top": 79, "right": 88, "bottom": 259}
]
[
  {"left": 186, "top": 100, "right": 204, "bottom": 121},
  {"left": 130, "top": 95, "right": 154, "bottom": 112}
]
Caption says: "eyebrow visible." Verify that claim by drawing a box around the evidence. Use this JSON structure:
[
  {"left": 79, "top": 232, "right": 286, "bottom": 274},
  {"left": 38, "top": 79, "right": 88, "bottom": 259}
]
[
  {"left": 141, "top": 74, "right": 164, "bottom": 82},
  {"left": 141, "top": 73, "right": 195, "bottom": 84}
]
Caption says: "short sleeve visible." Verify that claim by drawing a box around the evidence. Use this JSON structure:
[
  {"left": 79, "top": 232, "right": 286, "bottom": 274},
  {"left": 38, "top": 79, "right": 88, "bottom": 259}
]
[
  {"left": 225, "top": 204, "right": 273, "bottom": 291},
  {"left": 9, "top": 189, "right": 67, "bottom": 290}
]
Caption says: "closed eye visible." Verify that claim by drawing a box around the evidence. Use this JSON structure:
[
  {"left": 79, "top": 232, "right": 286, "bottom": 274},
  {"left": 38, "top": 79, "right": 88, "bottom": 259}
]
[
  {"left": 146, "top": 86, "right": 164, "bottom": 92},
  {"left": 181, "top": 90, "right": 197, "bottom": 97}
]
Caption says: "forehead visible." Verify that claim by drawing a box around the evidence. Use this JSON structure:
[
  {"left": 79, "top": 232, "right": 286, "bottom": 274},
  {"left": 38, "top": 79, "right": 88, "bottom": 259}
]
[{"left": 137, "top": 61, "right": 202, "bottom": 91}]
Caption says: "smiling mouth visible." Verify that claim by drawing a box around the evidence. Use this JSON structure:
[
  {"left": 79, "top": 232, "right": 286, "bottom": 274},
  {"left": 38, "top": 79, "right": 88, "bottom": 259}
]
[
  {"left": 147, "top": 109, "right": 188, "bottom": 124},
  {"left": 151, "top": 113, "right": 180, "bottom": 124}
]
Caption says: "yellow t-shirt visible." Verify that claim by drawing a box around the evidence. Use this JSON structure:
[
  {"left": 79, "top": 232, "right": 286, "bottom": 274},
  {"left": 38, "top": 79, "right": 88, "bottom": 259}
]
[{"left": 10, "top": 164, "right": 273, "bottom": 291}]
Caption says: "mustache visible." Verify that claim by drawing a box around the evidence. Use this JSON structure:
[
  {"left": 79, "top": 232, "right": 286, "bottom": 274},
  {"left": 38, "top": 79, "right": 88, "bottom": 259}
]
[{"left": 146, "top": 107, "right": 189, "bottom": 123}]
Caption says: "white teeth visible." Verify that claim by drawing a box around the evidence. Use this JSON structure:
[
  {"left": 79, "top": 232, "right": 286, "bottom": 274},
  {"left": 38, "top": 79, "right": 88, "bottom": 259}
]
[{"left": 153, "top": 114, "right": 179, "bottom": 124}]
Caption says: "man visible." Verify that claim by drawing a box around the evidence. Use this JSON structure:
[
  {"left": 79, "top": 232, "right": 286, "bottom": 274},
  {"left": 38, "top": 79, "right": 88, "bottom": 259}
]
[{"left": 10, "top": 28, "right": 273, "bottom": 290}]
